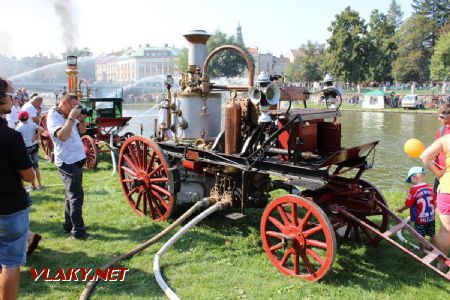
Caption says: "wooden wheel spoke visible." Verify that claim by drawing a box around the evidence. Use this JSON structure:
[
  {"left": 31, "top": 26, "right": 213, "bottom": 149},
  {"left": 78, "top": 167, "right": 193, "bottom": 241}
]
[
  {"left": 146, "top": 152, "right": 156, "bottom": 173},
  {"left": 127, "top": 187, "right": 138, "bottom": 197},
  {"left": 142, "top": 143, "right": 148, "bottom": 169},
  {"left": 122, "top": 178, "right": 135, "bottom": 183},
  {"left": 269, "top": 242, "right": 284, "bottom": 252},
  {"left": 299, "top": 211, "right": 312, "bottom": 230},
  {"left": 151, "top": 189, "right": 170, "bottom": 211},
  {"left": 291, "top": 203, "right": 298, "bottom": 226},
  {"left": 300, "top": 252, "right": 315, "bottom": 275},
  {"left": 276, "top": 206, "right": 290, "bottom": 226},
  {"left": 148, "top": 164, "right": 164, "bottom": 178},
  {"left": 135, "top": 192, "right": 143, "bottom": 209},
  {"left": 149, "top": 177, "right": 168, "bottom": 183},
  {"left": 127, "top": 144, "right": 141, "bottom": 169},
  {"left": 151, "top": 184, "right": 172, "bottom": 198},
  {"left": 306, "top": 239, "right": 327, "bottom": 249},
  {"left": 280, "top": 249, "right": 292, "bottom": 266},
  {"left": 148, "top": 192, "right": 165, "bottom": 217},
  {"left": 266, "top": 231, "right": 284, "bottom": 239},
  {"left": 268, "top": 216, "right": 286, "bottom": 232},
  {"left": 122, "top": 154, "right": 139, "bottom": 172},
  {"left": 121, "top": 166, "right": 137, "bottom": 177},
  {"left": 135, "top": 140, "right": 143, "bottom": 168},
  {"left": 293, "top": 252, "right": 300, "bottom": 275},
  {"left": 144, "top": 193, "right": 155, "bottom": 219},
  {"left": 306, "top": 248, "right": 324, "bottom": 265},
  {"left": 303, "top": 224, "right": 323, "bottom": 237}
]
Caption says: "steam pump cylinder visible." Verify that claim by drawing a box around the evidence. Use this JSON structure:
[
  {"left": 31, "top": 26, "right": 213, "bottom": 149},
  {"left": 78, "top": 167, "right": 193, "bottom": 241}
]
[
  {"left": 225, "top": 101, "right": 241, "bottom": 154},
  {"left": 183, "top": 30, "right": 211, "bottom": 68}
]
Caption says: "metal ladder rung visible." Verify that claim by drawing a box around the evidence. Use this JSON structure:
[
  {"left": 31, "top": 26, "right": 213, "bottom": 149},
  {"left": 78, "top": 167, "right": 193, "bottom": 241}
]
[
  {"left": 382, "top": 221, "right": 407, "bottom": 238},
  {"left": 422, "top": 249, "right": 441, "bottom": 264}
]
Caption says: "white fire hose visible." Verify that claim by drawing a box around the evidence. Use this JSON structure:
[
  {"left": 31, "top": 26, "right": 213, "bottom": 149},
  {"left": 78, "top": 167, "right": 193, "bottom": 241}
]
[{"left": 154, "top": 201, "right": 225, "bottom": 300}]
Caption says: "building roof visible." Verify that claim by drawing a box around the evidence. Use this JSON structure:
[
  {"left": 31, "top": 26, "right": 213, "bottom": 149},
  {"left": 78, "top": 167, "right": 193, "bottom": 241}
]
[
  {"left": 364, "top": 90, "right": 389, "bottom": 96},
  {"left": 123, "top": 47, "right": 180, "bottom": 58}
]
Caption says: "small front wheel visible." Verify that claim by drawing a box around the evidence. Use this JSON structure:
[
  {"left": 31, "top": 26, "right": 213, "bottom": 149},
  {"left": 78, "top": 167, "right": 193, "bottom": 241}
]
[{"left": 260, "top": 195, "right": 336, "bottom": 281}]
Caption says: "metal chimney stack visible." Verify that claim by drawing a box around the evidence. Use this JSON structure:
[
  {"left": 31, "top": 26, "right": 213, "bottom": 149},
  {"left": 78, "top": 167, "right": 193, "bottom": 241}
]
[{"left": 183, "top": 30, "right": 211, "bottom": 68}]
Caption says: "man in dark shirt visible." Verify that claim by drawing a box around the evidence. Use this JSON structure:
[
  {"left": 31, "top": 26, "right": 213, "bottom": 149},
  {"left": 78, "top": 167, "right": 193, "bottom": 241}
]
[{"left": 0, "top": 77, "right": 35, "bottom": 300}]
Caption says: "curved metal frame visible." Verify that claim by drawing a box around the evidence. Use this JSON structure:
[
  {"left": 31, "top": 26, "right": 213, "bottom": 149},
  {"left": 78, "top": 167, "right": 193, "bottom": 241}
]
[{"left": 202, "top": 44, "right": 254, "bottom": 90}]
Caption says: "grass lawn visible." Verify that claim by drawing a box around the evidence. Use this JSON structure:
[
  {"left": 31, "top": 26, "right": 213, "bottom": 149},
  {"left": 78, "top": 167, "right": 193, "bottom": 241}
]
[{"left": 20, "top": 151, "right": 449, "bottom": 299}]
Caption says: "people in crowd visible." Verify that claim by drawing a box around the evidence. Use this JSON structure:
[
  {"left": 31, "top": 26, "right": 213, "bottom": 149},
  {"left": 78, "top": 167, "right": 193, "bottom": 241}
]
[
  {"left": 0, "top": 77, "right": 35, "bottom": 299},
  {"left": 5, "top": 96, "right": 20, "bottom": 129},
  {"left": 397, "top": 166, "right": 436, "bottom": 253},
  {"left": 421, "top": 135, "right": 450, "bottom": 271},
  {"left": 47, "top": 93, "right": 92, "bottom": 240},
  {"left": 21, "top": 96, "right": 42, "bottom": 124},
  {"left": 16, "top": 111, "right": 44, "bottom": 190}
]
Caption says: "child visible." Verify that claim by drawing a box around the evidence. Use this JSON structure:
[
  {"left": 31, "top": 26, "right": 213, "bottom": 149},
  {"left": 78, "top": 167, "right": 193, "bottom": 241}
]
[
  {"left": 397, "top": 166, "right": 436, "bottom": 253},
  {"left": 15, "top": 110, "right": 44, "bottom": 190}
]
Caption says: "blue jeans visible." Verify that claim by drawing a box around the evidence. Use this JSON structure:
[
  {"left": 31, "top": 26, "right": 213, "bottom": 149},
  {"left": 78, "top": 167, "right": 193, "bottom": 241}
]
[{"left": 0, "top": 208, "right": 29, "bottom": 268}]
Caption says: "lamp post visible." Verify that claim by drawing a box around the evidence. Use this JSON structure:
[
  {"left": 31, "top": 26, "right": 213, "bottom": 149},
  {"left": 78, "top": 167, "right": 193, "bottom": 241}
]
[{"left": 66, "top": 55, "right": 78, "bottom": 94}]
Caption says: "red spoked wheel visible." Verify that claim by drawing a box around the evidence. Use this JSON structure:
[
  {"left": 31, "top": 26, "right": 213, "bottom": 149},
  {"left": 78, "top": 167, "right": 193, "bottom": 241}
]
[
  {"left": 118, "top": 136, "right": 175, "bottom": 222},
  {"left": 331, "top": 179, "right": 389, "bottom": 245},
  {"left": 260, "top": 195, "right": 336, "bottom": 281},
  {"left": 81, "top": 135, "right": 98, "bottom": 170},
  {"left": 39, "top": 115, "right": 54, "bottom": 161}
]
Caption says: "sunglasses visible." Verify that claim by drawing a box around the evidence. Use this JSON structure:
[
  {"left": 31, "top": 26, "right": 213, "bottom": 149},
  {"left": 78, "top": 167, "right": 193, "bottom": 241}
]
[
  {"left": 439, "top": 113, "right": 450, "bottom": 120},
  {"left": 5, "top": 92, "right": 15, "bottom": 98}
]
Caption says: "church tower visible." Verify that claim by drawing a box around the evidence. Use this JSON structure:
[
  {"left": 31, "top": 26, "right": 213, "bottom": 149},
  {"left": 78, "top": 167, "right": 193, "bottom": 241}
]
[{"left": 236, "top": 22, "right": 244, "bottom": 46}]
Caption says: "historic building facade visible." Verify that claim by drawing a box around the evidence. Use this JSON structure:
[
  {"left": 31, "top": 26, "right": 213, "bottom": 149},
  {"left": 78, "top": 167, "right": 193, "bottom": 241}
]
[{"left": 95, "top": 45, "right": 180, "bottom": 83}]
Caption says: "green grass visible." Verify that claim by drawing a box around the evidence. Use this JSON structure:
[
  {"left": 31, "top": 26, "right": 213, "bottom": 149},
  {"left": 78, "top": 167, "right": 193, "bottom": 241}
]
[{"left": 20, "top": 152, "right": 449, "bottom": 299}]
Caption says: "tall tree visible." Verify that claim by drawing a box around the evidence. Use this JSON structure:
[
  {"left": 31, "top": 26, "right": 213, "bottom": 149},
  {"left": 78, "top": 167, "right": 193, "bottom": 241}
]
[
  {"left": 412, "top": 0, "right": 450, "bottom": 46},
  {"left": 206, "top": 29, "right": 250, "bottom": 78},
  {"left": 324, "top": 6, "right": 368, "bottom": 83},
  {"left": 367, "top": 9, "right": 397, "bottom": 82},
  {"left": 392, "top": 15, "right": 435, "bottom": 82},
  {"left": 387, "top": 0, "right": 404, "bottom": 29},
  {"left": 430, "top": 30, "right": 450, "bottom": 80},
  {"left": 286, "top": 41, "right": 325, "bottom": 82},
  {"left": 61, "top": 47, "right": 93, "bottom": 59}
]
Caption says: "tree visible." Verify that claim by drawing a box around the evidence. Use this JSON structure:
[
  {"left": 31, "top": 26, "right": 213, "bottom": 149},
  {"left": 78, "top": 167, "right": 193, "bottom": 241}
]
[
  {"left": 392, "top": 15, "right": 435, "bottom": 82},
  {"left": 286, "top": 41, "right": 325, "bottom": 82},
  {"left": 367, "top": 9, "right": 397, "bottom": 82},
  {"left": 412, "top": 0, "right": 450, "bottom": 46},
  {"left": 175, "top": 47, "right": 188, "bottom": 74},
  {"left": 430, "top": 30, "right": 450, "bottom": 80},
  {"left": 206, "top": 29, "right": 251, "bottom": 78},
  {"left": 387, "top": 0, "right": 404, "bottom": 29},
  {"left": 324, "top": 6, "right": 368, "bottom": 83}
]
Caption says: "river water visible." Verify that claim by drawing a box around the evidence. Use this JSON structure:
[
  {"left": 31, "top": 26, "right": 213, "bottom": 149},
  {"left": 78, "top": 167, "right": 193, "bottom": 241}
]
[{"left": 122, "top": 106, "right": 439, "bottom": 193}]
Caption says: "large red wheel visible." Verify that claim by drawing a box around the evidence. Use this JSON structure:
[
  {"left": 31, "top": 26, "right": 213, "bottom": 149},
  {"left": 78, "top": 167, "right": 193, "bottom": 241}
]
[
  {"left": 260, "top": 195, "right": 336, "bottom": 281},
  {"left": 118, "top": 136, "right": 175, "bottom": 222},
  {"left": 331, "top": 179, "right": 389, "bottom": 245},
  {"left": 39, "top": 115, "right": 54, "bottom": 161},
  {"left": 81, "top": 135, "right": 98, "bottom": 169}
]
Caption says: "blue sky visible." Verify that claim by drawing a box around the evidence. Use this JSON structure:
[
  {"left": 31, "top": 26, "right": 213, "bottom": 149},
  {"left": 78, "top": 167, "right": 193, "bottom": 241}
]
[{"left": 0, "top": 0, "right": 413, "bottom": 58}]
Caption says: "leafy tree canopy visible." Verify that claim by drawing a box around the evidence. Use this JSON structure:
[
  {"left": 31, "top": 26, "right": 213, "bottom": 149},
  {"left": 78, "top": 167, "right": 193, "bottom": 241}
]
[
  {"left": 392, "top": 15, "right": 435, "bottom": 81},
  {"left": 430, "top": 30, "right": 450, "bottom": 80},
  {"left": 387, "top": 0, "right": 404, "bottom": 29},
  {"left": 324, "top": 6, "right": 368, "bottom": 83},
  {"left": 206, "top": 29, "right": 251, "bottom": 78},
  {"left": 286, "top": 41, "right": 325, "bottom": 82},
  {"left": 61, "top": 47, "right": 93, "bottom": 60},
  {"left": 412, "top": 0, "right": 450, "bottom": 46}
]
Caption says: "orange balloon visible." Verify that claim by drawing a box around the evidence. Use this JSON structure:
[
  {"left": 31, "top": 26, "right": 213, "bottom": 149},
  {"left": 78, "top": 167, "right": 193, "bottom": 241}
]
[{"left": 404, "top": 138, "right": 426, "bottom": 158}]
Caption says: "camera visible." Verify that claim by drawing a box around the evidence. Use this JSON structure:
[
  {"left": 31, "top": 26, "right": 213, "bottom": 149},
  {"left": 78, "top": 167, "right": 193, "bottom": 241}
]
[{"left": 77, "top": 105, "right": 94, "bottom": 117}]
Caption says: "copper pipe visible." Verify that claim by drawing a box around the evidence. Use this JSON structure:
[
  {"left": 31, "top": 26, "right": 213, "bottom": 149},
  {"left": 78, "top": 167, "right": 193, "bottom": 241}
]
[{"left": 202, "top": 45, "right": 254, "bottom": 89}]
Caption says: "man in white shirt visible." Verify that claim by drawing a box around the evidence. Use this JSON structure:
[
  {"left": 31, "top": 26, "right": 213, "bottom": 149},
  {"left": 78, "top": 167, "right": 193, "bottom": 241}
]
[
  {"left": 47, "top": 93, "right": 91, "bottom": 240},
  {"left": 6, "top": 96, "right": 20, "bottom": 128},
  {"left": 21, "top": 96, "right": 43, "bottom": 124}
]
